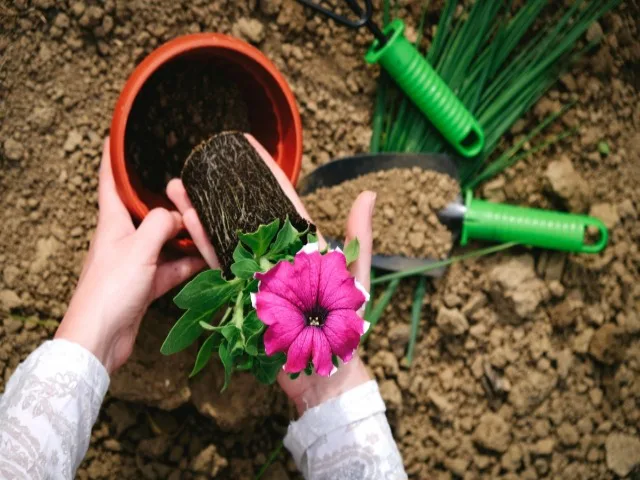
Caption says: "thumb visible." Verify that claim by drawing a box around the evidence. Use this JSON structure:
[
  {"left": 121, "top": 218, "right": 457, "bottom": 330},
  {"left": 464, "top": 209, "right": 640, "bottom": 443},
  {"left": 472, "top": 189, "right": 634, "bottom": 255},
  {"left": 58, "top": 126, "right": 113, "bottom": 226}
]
[
  {"left": 345, "top": 191, "right": 376, "bottom": 291},
  {"left": 133, "top": 208, "right": 182, "bottom": 264}
]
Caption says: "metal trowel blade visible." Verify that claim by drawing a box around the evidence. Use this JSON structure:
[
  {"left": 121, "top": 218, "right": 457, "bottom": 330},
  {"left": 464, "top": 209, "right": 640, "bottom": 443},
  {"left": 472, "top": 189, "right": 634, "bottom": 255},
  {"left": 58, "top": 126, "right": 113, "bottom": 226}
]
[{"left": 298, "top": 153, "right": 464, "bottom": 277}]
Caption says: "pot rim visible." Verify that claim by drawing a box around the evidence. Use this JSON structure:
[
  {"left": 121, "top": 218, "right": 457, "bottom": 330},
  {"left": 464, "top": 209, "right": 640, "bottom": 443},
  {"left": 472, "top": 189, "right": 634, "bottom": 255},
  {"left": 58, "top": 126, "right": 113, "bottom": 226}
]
[{"left": 110, "top": 32, "right": 303, "bottom": 227}]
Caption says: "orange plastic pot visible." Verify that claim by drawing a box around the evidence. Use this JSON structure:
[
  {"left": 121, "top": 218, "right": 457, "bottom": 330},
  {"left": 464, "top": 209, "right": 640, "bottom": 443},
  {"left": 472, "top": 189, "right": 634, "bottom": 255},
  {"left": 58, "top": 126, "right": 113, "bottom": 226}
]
[{"left": 110, "top": 33, "right": 303, "bottom": 253}]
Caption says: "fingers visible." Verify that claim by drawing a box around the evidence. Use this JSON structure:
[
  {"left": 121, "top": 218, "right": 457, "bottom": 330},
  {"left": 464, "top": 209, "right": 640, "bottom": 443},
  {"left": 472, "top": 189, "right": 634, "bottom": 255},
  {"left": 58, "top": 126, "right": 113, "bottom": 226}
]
[
  {"left": 166, "top": 178, "right": 193, "bottom": 214},
  {"left": 167, "top": 178, "right": 219, "bottom": 268},
  {"left": 245, "top": 134, "right": 313, "bottom": 222},
  {"left": 98, "top": 137, "right": 133, "bottom": 226},
  {"left": 133, "top": 208, "right": 182, "bottom": 264},
  {"left": 153, "top": 256, "right": 207, "bottom": 300},
  {"left": 345, "top": 191, "right": 376, "bottom": 291},
  {"left": 183, "top": 208, "right": 220, "bottom": 269}
]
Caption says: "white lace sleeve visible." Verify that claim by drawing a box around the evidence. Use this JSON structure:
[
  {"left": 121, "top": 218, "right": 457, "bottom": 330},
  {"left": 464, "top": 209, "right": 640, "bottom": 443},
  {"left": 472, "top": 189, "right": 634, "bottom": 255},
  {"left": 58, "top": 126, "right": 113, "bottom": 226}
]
[
  {"left": 0, "top": 339, "right": 109, "bottom": 479},
  {"left": 284, "top": 380, "right": 407, "bottom": 480}
]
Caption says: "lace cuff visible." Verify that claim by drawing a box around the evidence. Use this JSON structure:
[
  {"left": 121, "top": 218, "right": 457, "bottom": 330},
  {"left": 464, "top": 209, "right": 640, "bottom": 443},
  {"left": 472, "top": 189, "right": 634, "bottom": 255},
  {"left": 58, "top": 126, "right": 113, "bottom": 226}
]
[
  {"left": 284, "top": 380, "right": 407, "bottom": 479},
  {"left": 0, "top": 339, "right": 109, "bottom": 479}
]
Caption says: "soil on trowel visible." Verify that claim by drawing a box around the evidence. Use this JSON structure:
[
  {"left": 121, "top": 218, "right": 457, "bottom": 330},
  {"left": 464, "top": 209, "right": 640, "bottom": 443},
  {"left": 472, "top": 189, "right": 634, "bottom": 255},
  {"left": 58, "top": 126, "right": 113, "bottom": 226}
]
[
  {"left": 303, "top": 168, "right": 460, "bottom": 259},
  {"left": 125, "top": 57, "right": 251, "bottom": 193}
]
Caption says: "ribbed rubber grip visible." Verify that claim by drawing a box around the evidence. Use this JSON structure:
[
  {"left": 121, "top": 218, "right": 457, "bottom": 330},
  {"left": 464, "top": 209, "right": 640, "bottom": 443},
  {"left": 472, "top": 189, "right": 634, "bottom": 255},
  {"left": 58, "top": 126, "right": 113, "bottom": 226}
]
[
  {"left": 460, "top": 191, "right": 608, "bottom": 253},
  {"left": 365, "top": 19, "right": 484, "bottom": 158}
]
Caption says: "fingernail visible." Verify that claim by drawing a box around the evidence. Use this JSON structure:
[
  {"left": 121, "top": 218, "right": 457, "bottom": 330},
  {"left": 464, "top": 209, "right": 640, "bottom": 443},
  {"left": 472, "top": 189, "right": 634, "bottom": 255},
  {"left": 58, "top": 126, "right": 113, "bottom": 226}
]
[{"left": 368, "top": 192, "right": 377, "bottom": 217}]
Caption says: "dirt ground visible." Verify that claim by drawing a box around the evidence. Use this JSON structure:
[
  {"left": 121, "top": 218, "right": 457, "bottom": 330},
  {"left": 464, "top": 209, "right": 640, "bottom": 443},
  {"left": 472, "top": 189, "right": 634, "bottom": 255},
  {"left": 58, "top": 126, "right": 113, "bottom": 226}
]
[{"left": 1, "top": 0, "right": 639, "bottom": 479}]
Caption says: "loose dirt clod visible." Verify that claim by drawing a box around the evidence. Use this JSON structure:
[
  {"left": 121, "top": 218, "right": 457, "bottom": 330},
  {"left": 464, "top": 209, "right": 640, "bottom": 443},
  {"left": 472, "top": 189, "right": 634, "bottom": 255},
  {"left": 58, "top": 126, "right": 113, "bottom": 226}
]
[
  {"left": 303, "top": 168, "right": 459, "bottom": 259},
  {"left": 125, "top": 57, "right": 251, "bottom": 193},
  {"left": 181, "top": 132, "right": 311, "bottom": 275}
]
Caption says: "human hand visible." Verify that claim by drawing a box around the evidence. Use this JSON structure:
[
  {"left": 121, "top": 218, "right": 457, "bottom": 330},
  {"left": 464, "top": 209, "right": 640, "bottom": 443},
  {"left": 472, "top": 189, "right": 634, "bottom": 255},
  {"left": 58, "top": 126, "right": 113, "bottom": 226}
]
[
  {"left": 167, "top": 134, "right": 376, "bottom": 414},
  {"left": 55, "top": 139, "right": 206, "bottom": 374}
]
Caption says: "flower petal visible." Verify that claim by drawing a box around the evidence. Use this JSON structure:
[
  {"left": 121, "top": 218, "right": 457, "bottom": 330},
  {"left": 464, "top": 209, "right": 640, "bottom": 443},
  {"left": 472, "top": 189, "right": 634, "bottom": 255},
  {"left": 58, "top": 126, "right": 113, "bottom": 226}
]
[
  {"left": 311, "top": 329, "right": 333, "bottom": 377},
  {"left": 284, "top": 327, "right": 314, "bottom": 374},
  {"left": 354, "top": 279, "right": 371, "bottom": 303},
  {"left": 322, "top": 310, "right": 364, "bottom": 363},
  {"left": 317, "top": 251, "right": 367, "bottom": 311},
  {"left": 255, "top": 291, "right": 305, "bottom": 327},
  {"left": 264, "top": 319, "right": 306, "bottom": 356},
  {"left": 255, "top": 260, "right": 308, "bottom": 311},
  {"left": 292, "top": 251, "right": 322, "bottom": 310}
]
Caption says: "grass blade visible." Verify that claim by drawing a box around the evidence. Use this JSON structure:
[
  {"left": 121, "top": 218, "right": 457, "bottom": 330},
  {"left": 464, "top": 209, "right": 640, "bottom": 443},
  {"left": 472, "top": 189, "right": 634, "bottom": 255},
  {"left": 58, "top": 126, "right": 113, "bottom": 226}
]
[
  {"left": 362, "top": 278, "right": 401, "bottom": 342},
  {"left": 372, "top": 243, "right": 517, "bottom": 285},
  {"left": 406, "top": 277, "right": 427, "bottom": 365},
  {"left": 255, "top": 440, "right": 284, "bottom": 480}
]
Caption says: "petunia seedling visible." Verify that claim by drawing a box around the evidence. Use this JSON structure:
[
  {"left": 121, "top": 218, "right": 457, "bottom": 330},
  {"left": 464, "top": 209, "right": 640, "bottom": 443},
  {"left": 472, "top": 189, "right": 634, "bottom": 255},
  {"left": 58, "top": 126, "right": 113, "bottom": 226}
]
[
  {"left": 162, "top": 217, "right": 368, "bottom": 391},
  {"left": 163, "top": 132, "right": 367, "bottom": 391}
]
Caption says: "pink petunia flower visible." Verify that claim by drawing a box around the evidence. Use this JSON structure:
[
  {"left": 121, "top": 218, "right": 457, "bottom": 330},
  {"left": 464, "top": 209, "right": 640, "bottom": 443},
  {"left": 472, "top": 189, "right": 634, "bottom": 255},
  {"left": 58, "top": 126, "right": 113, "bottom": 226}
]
[{"left": 253, "top": 244, "right": 369, "bottom": 376}]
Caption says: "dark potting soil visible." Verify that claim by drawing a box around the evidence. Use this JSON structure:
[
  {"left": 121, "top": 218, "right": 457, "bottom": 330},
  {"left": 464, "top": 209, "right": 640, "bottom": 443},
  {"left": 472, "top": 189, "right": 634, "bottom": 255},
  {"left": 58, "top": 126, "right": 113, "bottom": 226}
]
[
  {"left": 182, "top": 132, "right": 313, "bottom": 276},
  {"left": 125, "top": 57, "right": 251, "bottom": 193},
  {"left": 303, "top": 168, "right": 460, "bottom": 259}
]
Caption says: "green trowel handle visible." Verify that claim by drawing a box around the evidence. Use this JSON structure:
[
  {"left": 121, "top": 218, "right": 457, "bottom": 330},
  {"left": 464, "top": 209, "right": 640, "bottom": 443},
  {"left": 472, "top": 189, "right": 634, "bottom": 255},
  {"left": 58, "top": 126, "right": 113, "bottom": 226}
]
[
  {"left": 460, "top": 191, "right": 608, "bottom": 253},
  {"left": 365, "top": 19, "right": 484, "bottom": 158}
]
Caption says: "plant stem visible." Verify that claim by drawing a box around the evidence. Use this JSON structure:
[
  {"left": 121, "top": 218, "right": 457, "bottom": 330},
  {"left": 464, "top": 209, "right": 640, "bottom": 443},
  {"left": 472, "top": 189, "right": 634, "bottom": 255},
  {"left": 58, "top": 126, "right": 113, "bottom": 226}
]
[
  {"left": 372, "top": 243, "right": 517, "bottom": 284},
  {"left": 219, "top": 307, "right": 232, "bottom": 326}
]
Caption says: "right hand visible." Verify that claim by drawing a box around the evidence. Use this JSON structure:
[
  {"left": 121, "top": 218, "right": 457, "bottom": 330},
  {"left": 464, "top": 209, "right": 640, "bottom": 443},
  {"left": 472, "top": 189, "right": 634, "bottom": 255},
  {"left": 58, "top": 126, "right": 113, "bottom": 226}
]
[{"left": 167, "top": 134, "right": 376, "bottom": 414}]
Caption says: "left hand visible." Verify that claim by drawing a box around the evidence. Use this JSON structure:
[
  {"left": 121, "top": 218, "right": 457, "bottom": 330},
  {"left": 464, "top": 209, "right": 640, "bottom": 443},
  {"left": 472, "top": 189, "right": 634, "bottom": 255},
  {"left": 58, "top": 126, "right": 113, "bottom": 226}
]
[{"left": 55, "top": 139, "right": 206, "bottom": 374}]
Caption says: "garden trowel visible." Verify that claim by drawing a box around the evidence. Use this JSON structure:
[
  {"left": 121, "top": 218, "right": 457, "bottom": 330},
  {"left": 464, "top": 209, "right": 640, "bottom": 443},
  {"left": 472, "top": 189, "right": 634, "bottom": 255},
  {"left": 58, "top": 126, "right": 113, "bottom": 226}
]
[{"left": 298, "top": 153, "right": 608, "bottom": 276}]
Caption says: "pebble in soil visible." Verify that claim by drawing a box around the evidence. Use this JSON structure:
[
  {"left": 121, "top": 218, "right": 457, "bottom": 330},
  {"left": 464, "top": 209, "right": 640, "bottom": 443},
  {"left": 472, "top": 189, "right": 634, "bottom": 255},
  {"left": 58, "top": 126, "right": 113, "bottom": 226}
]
[
  {"left": 125, "top": 57, "right": 251, "bottom": 193},
  {"left": 303, "top": 168, "right": 460, "bottom": 259}
]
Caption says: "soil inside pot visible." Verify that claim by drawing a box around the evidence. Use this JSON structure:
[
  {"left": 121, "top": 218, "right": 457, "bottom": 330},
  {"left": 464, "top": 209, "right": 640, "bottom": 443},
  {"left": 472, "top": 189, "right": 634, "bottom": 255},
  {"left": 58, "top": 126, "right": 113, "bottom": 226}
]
[
  {"left": 125, "top": 57, "right": 251, "bottom": 193},
  {"left": 303, "top": 168, "right": 459, "bottom": 259}
]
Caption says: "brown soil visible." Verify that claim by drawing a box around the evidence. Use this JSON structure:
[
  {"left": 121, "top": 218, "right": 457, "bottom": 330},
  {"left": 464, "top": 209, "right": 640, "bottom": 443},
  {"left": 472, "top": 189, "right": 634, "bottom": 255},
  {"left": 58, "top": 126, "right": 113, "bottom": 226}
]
[
  {"left": 303, "top": 168, "right": 459, "bottom": 259},
  {"left": 1, "top": 1, "right": 639, "bottom": 479},
  {"left": 126, "top": 57, "right": 250, "bottom": 193}
]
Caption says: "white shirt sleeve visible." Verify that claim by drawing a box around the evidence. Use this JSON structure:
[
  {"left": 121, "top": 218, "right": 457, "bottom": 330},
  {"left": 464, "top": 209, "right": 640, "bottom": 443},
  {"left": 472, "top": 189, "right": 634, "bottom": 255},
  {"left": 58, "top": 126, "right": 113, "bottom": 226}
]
[
  {"left": 284, "top": 380, "right": 407, "bottom": 480},
  {"left": 0, "top": 339, "right": 109, "bottom": 480}
]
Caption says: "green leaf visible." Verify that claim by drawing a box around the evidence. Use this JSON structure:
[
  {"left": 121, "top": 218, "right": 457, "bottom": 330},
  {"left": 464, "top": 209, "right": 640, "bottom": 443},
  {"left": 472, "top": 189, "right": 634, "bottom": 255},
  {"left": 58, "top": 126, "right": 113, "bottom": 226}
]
[
  {"left": 304, "top": 364, "right": 313, "bottom": 376},
  {"left": 343, "top": 238, "right": 360, "bottom": 265},
  {"left": 332, "top": 355, "right": 340, "bottom": 368},
  {"left": 253, "top": 352, "right": 286, "bottom": 385},
  {"left": 270, "top": 217, "right": 300, "bottom": 255},
  {"left": 236, "top": 354, "right": 254, "bottom": 371},
  {"left": 230, "top": 258, "right": 260, "bottom": 280},
  {"left": 238, "top": 219, "right": 280, "bottom": 258},
  {"left": 243, "top": 311, "right": 265, "bottom": 356},
  {"left": 221, "top": 324, "right": 244, "bottom": 355},
  {"left": 289, "top": 372, "right": 301, "bottom": 380},
  {"left": 233, "top": 243, "right": 253, "bottom": 262},
  {"left": 174, "top": 269, "right": 241, "bottom": 311},
  {"left": 307, "top": 232, "right": 318, "bottom": 244},
  {"left": 219, "top": 343, "right": 233, "bottom": 391},
  {"left": 189, "top": 332, "right": 221, "bottom": 377},
  {"left": 161, "top": 308, "right": 213, "bottom": 355}
]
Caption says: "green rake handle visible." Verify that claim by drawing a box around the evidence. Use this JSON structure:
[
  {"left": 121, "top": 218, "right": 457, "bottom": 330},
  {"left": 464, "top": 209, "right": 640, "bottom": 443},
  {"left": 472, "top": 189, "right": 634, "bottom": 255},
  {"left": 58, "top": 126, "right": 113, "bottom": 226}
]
[
  {"left": 460, "top": 191, "right": 608, "bottom": 253},
  {"left": 365, "top": 19, "right": 485, "bottom": 158}
]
